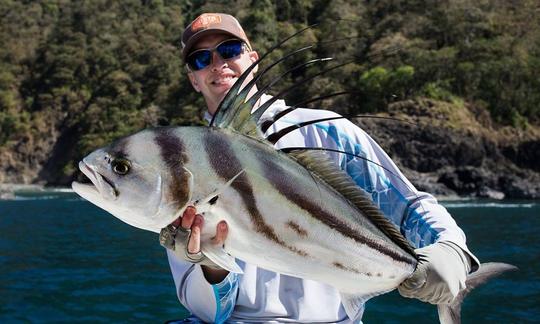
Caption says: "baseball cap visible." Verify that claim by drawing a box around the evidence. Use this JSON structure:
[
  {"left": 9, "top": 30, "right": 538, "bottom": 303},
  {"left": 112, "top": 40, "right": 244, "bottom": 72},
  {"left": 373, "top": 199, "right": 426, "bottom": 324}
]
[{"left": 181, "top": 13, "right": 251, "bottom": 61}]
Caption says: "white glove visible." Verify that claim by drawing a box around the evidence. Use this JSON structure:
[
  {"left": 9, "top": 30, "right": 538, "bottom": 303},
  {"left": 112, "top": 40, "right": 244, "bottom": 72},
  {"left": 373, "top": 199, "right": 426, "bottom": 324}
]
[{"left": 398, "top": 241, "right": 472, "bottom": 304}]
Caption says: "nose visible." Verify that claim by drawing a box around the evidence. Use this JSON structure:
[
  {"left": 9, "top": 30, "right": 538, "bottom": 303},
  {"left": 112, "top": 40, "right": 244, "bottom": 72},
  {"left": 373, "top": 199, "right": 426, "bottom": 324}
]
[{"left": 211, "top": 51, "right": 227, "bottom": 71}]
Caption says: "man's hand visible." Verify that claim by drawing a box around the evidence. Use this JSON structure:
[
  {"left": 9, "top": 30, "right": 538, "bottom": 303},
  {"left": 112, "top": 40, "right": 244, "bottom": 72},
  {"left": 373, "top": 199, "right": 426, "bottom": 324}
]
[
  {"left": 398, "top": 241, "right": 472, "bottom": 305},
  {"left": 159, "top": 206, "right": 230, "bottom": 283}
]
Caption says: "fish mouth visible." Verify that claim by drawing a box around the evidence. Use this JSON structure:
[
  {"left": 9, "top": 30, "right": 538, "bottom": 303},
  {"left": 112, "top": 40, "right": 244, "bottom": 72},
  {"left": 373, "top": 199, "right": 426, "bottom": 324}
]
[{"left": 73, "top": 161, "right": 118, "bottom": 201}]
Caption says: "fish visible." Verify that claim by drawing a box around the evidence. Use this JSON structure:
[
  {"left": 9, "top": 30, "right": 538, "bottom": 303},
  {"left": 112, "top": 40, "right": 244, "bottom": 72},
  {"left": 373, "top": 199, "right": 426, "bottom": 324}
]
[{"left": 72, "top": 23, "right": 516, "bottom": 323}]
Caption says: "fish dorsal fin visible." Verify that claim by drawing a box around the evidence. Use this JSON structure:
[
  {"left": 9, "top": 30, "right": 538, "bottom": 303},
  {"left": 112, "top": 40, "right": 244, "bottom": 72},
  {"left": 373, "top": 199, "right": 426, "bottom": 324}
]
[
  {"left": 210, "top": 22, "right": 363, "bottom": 138},
  {"left": 287, "top": 149, "right": 417, "bottom": 257}
]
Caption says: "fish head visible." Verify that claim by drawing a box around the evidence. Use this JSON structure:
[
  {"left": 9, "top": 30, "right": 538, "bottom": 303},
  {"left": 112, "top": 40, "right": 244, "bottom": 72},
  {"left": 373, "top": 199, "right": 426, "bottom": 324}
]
[{"left": 72, "top": 129, "right": 193, "bottom": 233}]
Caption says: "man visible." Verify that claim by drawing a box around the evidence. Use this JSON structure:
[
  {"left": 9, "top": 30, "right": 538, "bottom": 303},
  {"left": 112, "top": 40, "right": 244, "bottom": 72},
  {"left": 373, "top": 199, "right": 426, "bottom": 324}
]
[{"left": 162, "top": 13, "right": 479, "bottom": 323}]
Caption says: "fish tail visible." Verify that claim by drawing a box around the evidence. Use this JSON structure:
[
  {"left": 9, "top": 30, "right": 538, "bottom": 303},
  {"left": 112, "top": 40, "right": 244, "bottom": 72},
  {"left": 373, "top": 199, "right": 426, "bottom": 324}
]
[{"left": 437, "top": 262, "right": 518, "bottom": 324}]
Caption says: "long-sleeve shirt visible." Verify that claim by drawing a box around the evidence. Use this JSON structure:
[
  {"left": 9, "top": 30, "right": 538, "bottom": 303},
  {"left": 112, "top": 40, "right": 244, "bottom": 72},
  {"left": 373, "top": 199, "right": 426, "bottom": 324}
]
[{"left": 166, "top": 95, "right": 479, "bottom": 323}]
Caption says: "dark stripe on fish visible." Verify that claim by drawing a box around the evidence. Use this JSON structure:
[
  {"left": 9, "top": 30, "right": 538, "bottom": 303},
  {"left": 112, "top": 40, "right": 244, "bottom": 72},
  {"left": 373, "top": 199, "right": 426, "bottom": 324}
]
[
  {"left": 333, "top": 262, "right": 362, "bottom": 275},
  {"left": 108, "top": 136, "right": 130, "bottom": 159},
  {"left": 154, "top": 128, "right": 190, "bottom": 209},
  {"left": 286, "top": 220, "right": 308, "bottom": 237},
  {"left": 204, "top": 130, "right": 309, "bottom": 258},
  {"left": 261, "top": 157, "right": 415, "bottom": 265}
]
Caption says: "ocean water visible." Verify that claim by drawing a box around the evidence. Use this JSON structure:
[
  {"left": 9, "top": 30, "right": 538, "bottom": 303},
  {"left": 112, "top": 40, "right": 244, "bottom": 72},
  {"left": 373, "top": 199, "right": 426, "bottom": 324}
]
[{"left": 0, "top": 191, "right": 538, "bottom": 323}]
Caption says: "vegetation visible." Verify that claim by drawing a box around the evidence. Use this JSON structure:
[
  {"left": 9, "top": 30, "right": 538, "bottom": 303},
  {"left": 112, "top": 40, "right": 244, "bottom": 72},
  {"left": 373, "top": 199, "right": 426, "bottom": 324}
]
[{"left": 0, "top": 0, "right": 539, "bottom": 180}]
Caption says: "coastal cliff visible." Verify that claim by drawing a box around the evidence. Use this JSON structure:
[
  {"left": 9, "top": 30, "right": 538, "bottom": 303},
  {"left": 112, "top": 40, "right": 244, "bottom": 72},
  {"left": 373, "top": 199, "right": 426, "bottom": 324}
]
[
  {"left": 1, "top": 98, "right": 539, "bottom": 199},
  {"left": 359, "top": 99, "right": 540, "bottom": 199}
]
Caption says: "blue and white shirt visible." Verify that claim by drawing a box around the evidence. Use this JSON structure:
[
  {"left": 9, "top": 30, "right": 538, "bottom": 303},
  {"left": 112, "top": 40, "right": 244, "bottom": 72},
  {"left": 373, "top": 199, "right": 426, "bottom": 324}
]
[{"left": 167, "top": 95, "right": 478, "bottom": 323}]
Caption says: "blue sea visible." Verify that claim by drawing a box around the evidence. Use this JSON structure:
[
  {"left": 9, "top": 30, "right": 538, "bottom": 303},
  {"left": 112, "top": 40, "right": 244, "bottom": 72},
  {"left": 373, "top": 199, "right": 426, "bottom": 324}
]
[{"left": 0, "top": 191, "right": 538, "bottom": 323}]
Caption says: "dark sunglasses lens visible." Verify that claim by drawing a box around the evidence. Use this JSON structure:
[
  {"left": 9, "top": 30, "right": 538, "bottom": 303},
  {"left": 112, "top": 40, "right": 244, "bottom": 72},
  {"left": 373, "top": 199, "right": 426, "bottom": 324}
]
[
  {"left": 187, "top": 50, "right": 212, "bottom": 70},
  {"left": 217, "top": 40, "right": 244, "bottom": 59}
]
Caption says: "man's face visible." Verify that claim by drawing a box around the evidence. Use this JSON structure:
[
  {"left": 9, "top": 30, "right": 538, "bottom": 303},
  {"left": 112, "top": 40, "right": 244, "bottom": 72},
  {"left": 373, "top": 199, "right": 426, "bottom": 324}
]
[{"left": 187, "top": 33, "right": 259, "bottom": 115}]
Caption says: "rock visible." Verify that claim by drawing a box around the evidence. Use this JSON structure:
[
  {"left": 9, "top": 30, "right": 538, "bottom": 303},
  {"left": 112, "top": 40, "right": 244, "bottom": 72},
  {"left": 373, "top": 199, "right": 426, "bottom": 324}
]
[
  {"left": 0, "top": 189, "right": 15, "bottom": 200},
  {"left": 357, "top": 99, "right": 540, "bottom": 199},
  {"left": 477, "top": 186, "right": 505, "bottom": 200},
  {"left": 502, "top": 139, "right": 540, "bottom": 172},
  {"left": 437, "top": 171, "right": 461, "bottom": 192},
  {"left": 401, "top": 168, "right": 459, "bottom": 197},
  {"left": 500, "top": 175, "right": 540, "bottom": 199}
]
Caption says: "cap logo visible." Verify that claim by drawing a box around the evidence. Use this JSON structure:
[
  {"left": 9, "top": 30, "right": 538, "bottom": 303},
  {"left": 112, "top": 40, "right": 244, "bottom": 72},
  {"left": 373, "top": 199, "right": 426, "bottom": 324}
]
[{"left": 191, "top": 14, "right": 222, "bottom": 32}]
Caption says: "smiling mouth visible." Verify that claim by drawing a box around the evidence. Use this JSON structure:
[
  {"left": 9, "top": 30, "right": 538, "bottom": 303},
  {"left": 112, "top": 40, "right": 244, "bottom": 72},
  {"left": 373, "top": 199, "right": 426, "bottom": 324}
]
[
  {"left": 75, "top": 161, "right": 118, "bottom": 200},
  {"left": 211, "top": 75, "right": 237, "bottom": 85}
]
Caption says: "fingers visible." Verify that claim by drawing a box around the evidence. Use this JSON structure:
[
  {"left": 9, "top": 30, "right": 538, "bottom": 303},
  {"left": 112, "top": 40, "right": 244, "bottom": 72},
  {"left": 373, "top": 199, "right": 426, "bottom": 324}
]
[
  {"left": 190, "top": 218, "right": 228, "bottom": 252},
  {"left": 181, "top": 206, "right": 197, "bottom": 229},
  {"left": 187, "top": 214, "right": 203, "bottom": 254},
  {"left": 182, "top": 205, "right": 228, "bottom": 254},
  {"left": 212, "top": 221, "right": 228, "bottom": 246}
]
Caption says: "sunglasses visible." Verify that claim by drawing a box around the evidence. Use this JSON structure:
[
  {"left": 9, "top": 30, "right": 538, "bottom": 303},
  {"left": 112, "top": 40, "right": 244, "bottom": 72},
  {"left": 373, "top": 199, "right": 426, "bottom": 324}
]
[{"left": 186, "top": 39, "right": 248, "bottom": 71}]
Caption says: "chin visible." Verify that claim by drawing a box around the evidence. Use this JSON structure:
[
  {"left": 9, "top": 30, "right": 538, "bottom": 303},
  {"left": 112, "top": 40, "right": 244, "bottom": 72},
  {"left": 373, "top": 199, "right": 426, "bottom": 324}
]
[{"left": 212, "top": 87, "right": 232, "bottom": 100}]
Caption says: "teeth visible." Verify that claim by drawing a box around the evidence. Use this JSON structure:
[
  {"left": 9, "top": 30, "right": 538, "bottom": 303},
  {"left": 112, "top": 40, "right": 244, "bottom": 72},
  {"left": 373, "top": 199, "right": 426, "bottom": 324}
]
[{"left": 213, "top": 76, "right": 236, "bottom": 85}]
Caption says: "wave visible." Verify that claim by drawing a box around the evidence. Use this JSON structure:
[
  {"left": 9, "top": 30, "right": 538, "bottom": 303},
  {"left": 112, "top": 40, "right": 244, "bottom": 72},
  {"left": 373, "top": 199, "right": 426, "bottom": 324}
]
[
  {"left": 0, "top": 187, "right": 76, "bottom": 201},
  {"left": 7, "top": 195, "right": 83, "bottom": 201},
  {"left": 443, "top": 202, "right": 536, "bottom": 208},
  {"left": 0, "top": 187, "right": 77, "bottom": 200},
  {"left": 48, "top": 188, "right": 75, "bottom": 193}
]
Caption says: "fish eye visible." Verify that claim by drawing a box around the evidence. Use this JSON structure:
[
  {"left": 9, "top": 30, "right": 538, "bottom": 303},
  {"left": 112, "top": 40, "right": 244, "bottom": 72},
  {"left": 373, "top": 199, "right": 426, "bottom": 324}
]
[{"left": 112, "top": 158, "right": 131, "bottom": 175}]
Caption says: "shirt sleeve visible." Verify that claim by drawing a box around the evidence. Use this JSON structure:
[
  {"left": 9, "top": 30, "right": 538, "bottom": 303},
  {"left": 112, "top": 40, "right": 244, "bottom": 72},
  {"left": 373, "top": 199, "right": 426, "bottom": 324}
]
[{"left": 166, "top": 250, "right": 239, "bottom": 323}]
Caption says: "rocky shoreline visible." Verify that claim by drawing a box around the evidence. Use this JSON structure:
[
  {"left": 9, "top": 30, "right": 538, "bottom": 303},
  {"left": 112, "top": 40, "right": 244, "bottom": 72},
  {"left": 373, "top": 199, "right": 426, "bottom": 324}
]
[
  {"left": 0, "top": 184, "right": 44, "bottom": 199},
  {"left": 357, "top": 99, "right": 540, "bottom": 199},
  {"left": 0, "top": 183, "right": 73, "bottom": 200},
  {"left": 1, "top": 98, "right": 539, "bottom": 200}
]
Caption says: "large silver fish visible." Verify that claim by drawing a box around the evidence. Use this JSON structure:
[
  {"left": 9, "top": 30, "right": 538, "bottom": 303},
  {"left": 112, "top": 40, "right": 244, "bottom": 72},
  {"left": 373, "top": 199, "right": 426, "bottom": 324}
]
[{"left": 72, "top": 25, "right": 516, "bottom": 323}]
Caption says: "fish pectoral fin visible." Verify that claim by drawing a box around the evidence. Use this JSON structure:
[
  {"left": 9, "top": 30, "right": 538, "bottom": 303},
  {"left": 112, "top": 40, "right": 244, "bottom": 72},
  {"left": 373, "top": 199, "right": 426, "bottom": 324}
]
[
  {"left": 340, "top": 292, "right": 377, "bottom": 322},
  {"left": 195, "top": 169, "right": 245, "bottom": 213},
  {"left": 202, "top": 244, "right": 244, "bottom": 274}
]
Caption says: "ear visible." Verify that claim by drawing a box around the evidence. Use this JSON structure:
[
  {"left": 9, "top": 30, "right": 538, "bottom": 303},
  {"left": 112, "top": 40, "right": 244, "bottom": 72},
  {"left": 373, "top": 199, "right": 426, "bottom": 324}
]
[
  {"left": 187, "top": 72, "right": 201, "bottom": 92},
  {"left": 249, "top": 51, "right": 259, "bottom": 74}
]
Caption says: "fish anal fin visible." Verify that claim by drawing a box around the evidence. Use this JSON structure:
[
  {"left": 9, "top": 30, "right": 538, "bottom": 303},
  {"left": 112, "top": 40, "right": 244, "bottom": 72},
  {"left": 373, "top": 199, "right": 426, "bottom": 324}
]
[{"left": 202, "top": 244, "right": 244, "bottom": 274}]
